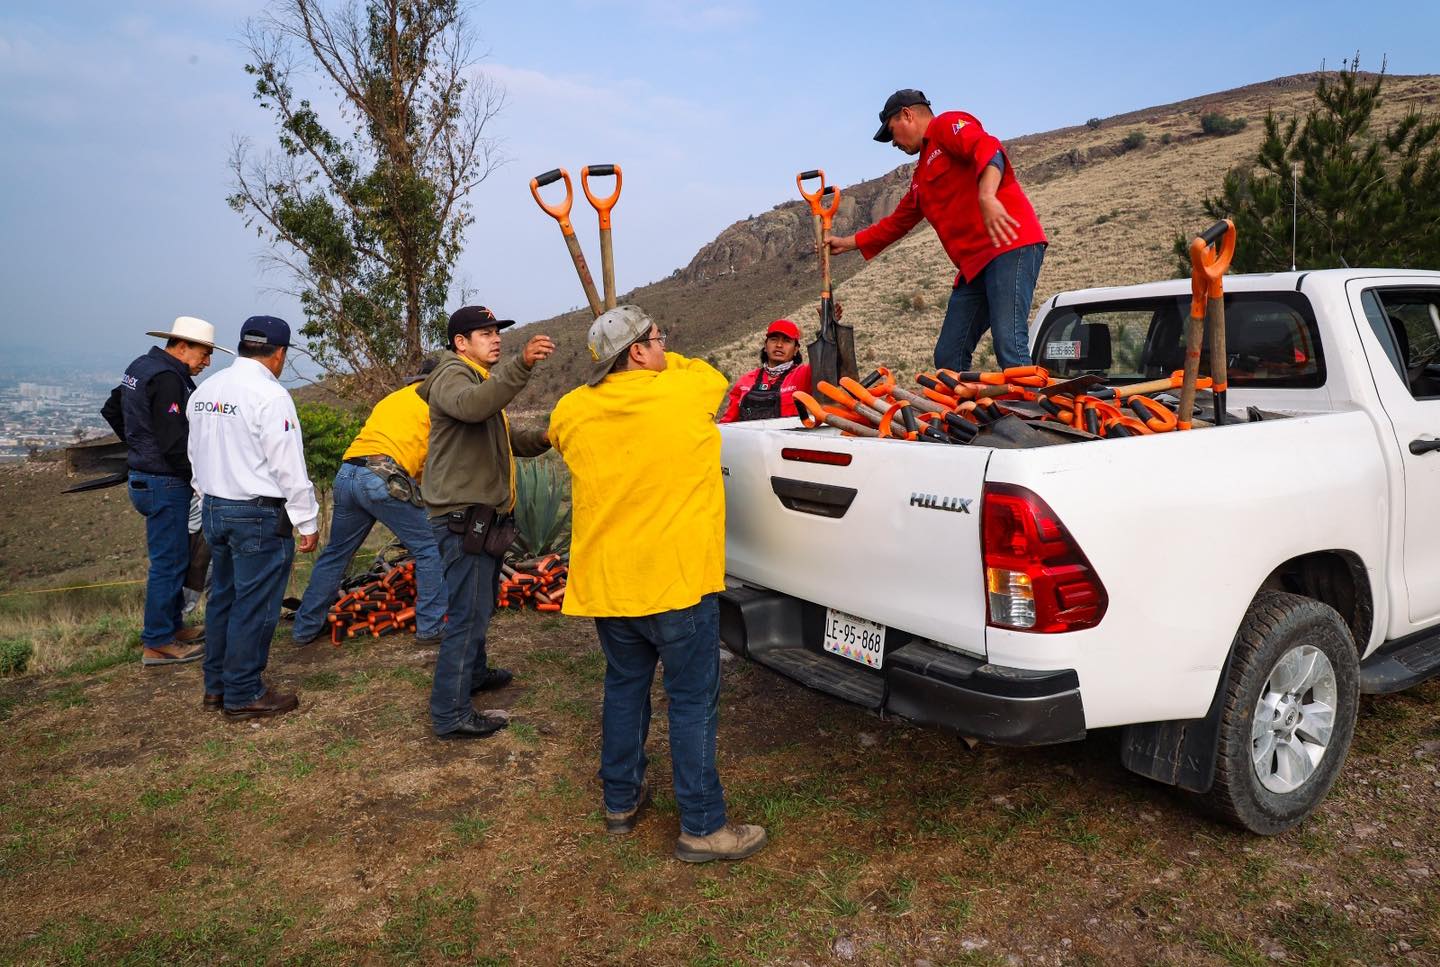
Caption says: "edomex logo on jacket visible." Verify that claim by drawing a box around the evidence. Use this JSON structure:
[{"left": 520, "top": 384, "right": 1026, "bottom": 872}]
[{"left": 193, "top": 400, "right": 241, "bottom": 416}]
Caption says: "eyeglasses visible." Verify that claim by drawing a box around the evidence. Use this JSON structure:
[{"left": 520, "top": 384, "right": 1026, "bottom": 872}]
[{"left": 634, "top": 331, "right": 668, "bottom": 346}]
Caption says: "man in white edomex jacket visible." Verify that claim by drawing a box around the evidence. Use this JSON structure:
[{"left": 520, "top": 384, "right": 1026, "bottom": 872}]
[{"left": 188, "top": 316, "right": 319, "bottom": 720}]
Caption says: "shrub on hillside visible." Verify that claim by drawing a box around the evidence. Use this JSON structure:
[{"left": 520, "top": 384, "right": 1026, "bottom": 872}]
[
  {"left": 297, "top": 402, "right": 366, "bottom": 544},
  {"left": 1086, "top": 117, "right": 1102, "bottom": 130},
  {"left": 1121, "top": 130, "right": 1147, "bottom": 152},
  {"left": 0, "top": 638, "right": 33, "bottom": 676},
  {"left": 1200, "top": 112, "right": 1248, "bottom": 136}
]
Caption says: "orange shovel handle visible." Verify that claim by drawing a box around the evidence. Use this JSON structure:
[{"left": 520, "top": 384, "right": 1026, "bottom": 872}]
[
  {"left": 580, "top": 164, "right": 622, "bottom": 230},
  {"left": 796, "top": 169, "right": 826, "bottom": 211},
  {"left": 816, "top": 183, "right": 842, "bottom": 230},
  {"left": 530, "top": 168, "right": 576, "bottom": 235}
]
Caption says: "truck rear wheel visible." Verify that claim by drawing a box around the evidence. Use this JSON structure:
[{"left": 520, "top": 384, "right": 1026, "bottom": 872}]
[{"left": 1204, "top": 591, "right": 1359, "bottom": 835}]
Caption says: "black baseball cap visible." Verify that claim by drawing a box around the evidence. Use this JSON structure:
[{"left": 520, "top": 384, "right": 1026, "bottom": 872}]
[
  {"left": 238, "top": 315, "right": 291, "bottom": 350},
  {"left": 874, "top": 89, "right": 931, "bottom": 142},
  {"left": 447, "top": 305, "right": 515, "bottom": 348}
]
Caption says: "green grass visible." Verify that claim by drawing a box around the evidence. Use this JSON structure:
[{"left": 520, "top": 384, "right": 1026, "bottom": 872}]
[
  {"left": 301, "top": 670, "right": 343, "bottom": 690},
  {"left": 450, "top": 811, "right": 493, "bottom": 846}
]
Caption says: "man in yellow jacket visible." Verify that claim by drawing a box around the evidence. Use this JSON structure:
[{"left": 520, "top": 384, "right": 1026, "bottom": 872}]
[
  {"left": 549, "top": 305, "right": 767, "bottom": 864},
  {"left": 291, "top": 360, "right": 445, "bottom": 646}
]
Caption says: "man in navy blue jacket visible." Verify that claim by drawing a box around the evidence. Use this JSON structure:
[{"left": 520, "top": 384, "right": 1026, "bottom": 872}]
[{"left": 102, "top": 317, "right": 229, "bottom": 666}]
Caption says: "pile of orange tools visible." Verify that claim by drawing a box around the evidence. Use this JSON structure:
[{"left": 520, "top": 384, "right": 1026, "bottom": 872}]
[
  {"left": 498, "top": 555, "right": 567, "bottom": 612},
  {"left": 325, "top": 557, "right": 418, "bottom": 644},
  {"left": 791, "top": 219, "right": 1237, "bottom": 444}
]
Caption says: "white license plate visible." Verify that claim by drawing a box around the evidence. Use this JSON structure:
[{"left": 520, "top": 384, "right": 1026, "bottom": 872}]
[{"left": 823, "top": 608, "right": 886, "bottom": 669}]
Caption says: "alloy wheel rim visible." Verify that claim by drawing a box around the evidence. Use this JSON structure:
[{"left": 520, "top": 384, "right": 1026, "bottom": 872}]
[{"left": 1251, "top": 643, "right": 1338, "bottom": 794}]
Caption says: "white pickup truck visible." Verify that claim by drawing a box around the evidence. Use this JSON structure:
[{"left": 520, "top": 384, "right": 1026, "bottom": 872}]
[{"left": 718, "top": 268, "right": 1440, "bottom": 834}]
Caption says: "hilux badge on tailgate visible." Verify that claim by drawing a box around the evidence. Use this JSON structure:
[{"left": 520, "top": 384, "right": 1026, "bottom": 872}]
[{"left": 910, "top": 492, "right": 972, "bottom": 514}]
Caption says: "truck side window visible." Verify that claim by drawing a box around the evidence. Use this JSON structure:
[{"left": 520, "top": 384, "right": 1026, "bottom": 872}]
[
  {"left": 1032, "top": 293, "right": 1324, "bottom": 389},
  {"left": 1368, "top": 288, "right": 1440, "bottom": 400},
  {"left": 1360, "top": 289, "right": 1407, "bottom": 383}
]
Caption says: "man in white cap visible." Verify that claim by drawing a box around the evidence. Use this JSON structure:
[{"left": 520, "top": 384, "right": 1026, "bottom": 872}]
[
  {"left": 548, "top": 305, "right": 768, "bottom": 863},
  {"left": 188, "top": 316, "right": 319, "bottom": 719},
  {"left": 102, "top": 316, "right": 227, "bottom": 667}
]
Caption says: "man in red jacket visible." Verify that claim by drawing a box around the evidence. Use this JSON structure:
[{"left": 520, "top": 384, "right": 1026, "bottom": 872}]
[
  {"left": 718, "top": 319, "right": 812, "bottom": 423},
  {"left": 826, "top": 89, "right": 1047, "bottom": 371}
]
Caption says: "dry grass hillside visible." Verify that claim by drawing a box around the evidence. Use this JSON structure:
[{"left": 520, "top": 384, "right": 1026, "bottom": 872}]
[{"left": 508, "top": 72, "right": 1440, "bottom": 399}]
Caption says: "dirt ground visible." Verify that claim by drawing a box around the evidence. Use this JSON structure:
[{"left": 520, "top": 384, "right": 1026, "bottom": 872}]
[{"left": 2, "top": 465, "right": 1439, "bottom": 965}]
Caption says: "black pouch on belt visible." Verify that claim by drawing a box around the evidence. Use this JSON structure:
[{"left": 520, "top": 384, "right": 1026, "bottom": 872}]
[
  {"left": 482, "top": 512, "right": 519, "bottom": 557},
  {"left": 456, "top": 504, "right": 497, "bottom": 554}
]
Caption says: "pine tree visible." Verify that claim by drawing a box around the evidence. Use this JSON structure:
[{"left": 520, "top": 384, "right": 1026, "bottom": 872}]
[{"left": 1175, "top": 59, "right": 1440, "bottom": 274}]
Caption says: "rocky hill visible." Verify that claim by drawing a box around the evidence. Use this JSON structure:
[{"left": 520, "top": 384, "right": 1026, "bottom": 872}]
[{"left": 509, "top": 71, "right": 1440, "bottom": 413}]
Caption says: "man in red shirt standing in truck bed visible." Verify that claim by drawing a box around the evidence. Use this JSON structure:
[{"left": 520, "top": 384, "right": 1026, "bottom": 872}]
[{"left": 826, "top": 89, "right": 1047, "bottom": 372}]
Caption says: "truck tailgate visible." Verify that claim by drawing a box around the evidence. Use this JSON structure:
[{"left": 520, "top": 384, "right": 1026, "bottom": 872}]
[{"left": 721, "top": 422, "right": 992, "bottom": 658}]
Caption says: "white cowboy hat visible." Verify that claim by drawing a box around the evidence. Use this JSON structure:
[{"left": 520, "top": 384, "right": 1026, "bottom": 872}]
[{"left": 145, "top": 316, "right": 233, "bottom": 354}]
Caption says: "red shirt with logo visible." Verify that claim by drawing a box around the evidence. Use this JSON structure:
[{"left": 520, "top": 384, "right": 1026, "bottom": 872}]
[
  {"left": 718, "top": 362, "right": 812, "bottom": 423},
  {"left": 855, "top": 111, "right": 1046, "bottom": 284}
]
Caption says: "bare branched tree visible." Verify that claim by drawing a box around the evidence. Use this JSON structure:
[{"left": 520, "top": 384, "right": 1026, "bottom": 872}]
[{"left": 229, "top": 0, "right": 505, "bottom": 401}]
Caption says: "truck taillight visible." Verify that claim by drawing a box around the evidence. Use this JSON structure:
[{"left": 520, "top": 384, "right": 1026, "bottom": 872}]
[{"left": 981, "top": 483, "right": 1107, "bottom": 633}]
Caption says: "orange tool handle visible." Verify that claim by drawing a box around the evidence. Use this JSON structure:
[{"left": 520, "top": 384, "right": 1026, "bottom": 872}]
[
  {"left": 1105, "top": 415, "right": 1153, "bottom": 437},
  {"left": 1190, "top": 219, "right": 1236, "bottom": 308},
  {"left": 529, "top": 168, "right": 576, "bottom": 236},
  {"left": 887, "top": 385, "right": 947, "bottom": 414},
  {"left": 580, "top": 164, "right": 622, "bottom": 230},
  {"left": 822, "top": 404, "right": 868, "bottom": 424},
  {"left": 793, "top": 391, "right": 826, "bottom": 428},
  {"left": 1128, "top": 395, "right": 1178, "bottom": 432},
  {"left": 796, "top": 169, "right": 826, "bottom": 211},
  {"left": 816, "top": 380, "right": 860, "bottom": 409},
  {"left": 816, "top": 184, "right": 842, "bottom": 230},
  {"left": 838, "top": 376, "right": 884, "bottom": 411}
]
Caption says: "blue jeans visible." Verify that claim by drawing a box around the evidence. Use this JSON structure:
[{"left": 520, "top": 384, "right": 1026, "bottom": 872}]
[
  {"left": 935, "top": 242, "right": 1046, "bottom": 371},
  {"left": 594, "top": 594, "right": 726, "bottom": 838},
  {"left": 428, "top": 522, "right": 499, "bottom": 732},
  {"left": 292, "top": 463, "right": 446, "bottom": 642},
  {"left": 127, "top": 471, "right": 192, "bottom": 648},
  {"left": 202, "top": 497, "right": 295, "bottom": 708}
]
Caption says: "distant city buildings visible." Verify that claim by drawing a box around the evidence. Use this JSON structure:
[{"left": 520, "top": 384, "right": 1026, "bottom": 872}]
[{"left": 0, "top": 373, "right": 115, "bottom": 461}]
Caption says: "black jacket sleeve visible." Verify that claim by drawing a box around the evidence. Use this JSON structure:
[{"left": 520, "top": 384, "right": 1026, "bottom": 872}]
[
  {"left": 149, "top": 372, "right": 191, "bottom": 476},
  {"left": 101, "top": 386, "right": 126, "bottom": 441}
]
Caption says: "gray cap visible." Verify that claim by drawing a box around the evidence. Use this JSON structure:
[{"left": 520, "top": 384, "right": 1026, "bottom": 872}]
[{"left": 585, "top": 304, "right": 654, "bottom": 386}]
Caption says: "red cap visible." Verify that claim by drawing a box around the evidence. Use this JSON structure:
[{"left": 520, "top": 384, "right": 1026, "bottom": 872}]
[{"left": 766, "top": 318, "right": 801, "bottom": 341}]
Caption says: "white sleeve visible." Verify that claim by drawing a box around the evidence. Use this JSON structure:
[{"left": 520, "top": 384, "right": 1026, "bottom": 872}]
[{"left": 257, "top": 392, "right": 320, "bottom": 535}]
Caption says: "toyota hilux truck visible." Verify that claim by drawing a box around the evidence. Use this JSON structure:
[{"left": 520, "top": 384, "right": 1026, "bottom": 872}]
[{"left": 717, "top": 269, "right": 1440, "bottom": 834}]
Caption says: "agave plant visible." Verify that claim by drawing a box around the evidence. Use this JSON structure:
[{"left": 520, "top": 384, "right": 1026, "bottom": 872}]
[{"left": 512, "top": 455, "right": 572, "bottom": 560}]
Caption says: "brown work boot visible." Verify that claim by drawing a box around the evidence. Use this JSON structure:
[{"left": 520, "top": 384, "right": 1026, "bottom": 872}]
[
  {"left": 674, "top": 823, "right": 768, "bottom": 863},
  {"left": 175, "top": 625, "right": 206, "bottom": 644},
  {"left": 141, "top": 642, "right": 204, "bottom": 666},
  {"left": 222, "top": 687, "right": 300, "bottom": 721},
  {"left": 605, "top": 784, "right": 652, "bottom": 835}
]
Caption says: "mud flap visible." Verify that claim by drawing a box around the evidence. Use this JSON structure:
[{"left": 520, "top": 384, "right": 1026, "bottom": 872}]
[{"left": 1119, "top": 647, "right": 1236, "bottom": 794}]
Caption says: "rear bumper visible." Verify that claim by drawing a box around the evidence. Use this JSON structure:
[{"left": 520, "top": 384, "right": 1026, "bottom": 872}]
[{"left": 720, "top": 585, "right": 1086, "bottom": 747}]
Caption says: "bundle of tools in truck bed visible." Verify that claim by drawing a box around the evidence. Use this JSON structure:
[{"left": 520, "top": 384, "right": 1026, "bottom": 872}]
[
  {"left": 791, "top": 364, "right": 1217, "bottom": 445},
  {"left": 792, "top": 218, "right": 1240, "bottom": 445},
  {"left": 499, "top": 554, "right": 567, "bottom": 612}
]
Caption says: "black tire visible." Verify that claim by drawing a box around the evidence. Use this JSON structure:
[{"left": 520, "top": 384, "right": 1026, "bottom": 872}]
[{"left": 1203, "top": 591, "right": 1359, "bottom": 835}]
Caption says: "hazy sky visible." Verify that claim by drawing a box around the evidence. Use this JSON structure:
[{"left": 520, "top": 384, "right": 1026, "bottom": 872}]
[{"left": 3, "top": 0, "right": 1438, "bottom": 364}]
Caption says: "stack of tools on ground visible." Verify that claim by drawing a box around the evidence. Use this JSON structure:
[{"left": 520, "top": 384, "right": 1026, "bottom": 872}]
[
  {"left": 324, "top": 554, "right": 418, "bottom": 645},
  {"left": 499, "top": 554, "right": 567, "bottom": 612},
  {"left": 792, "top": 364, "right": 1219, "bottom": 446}
]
